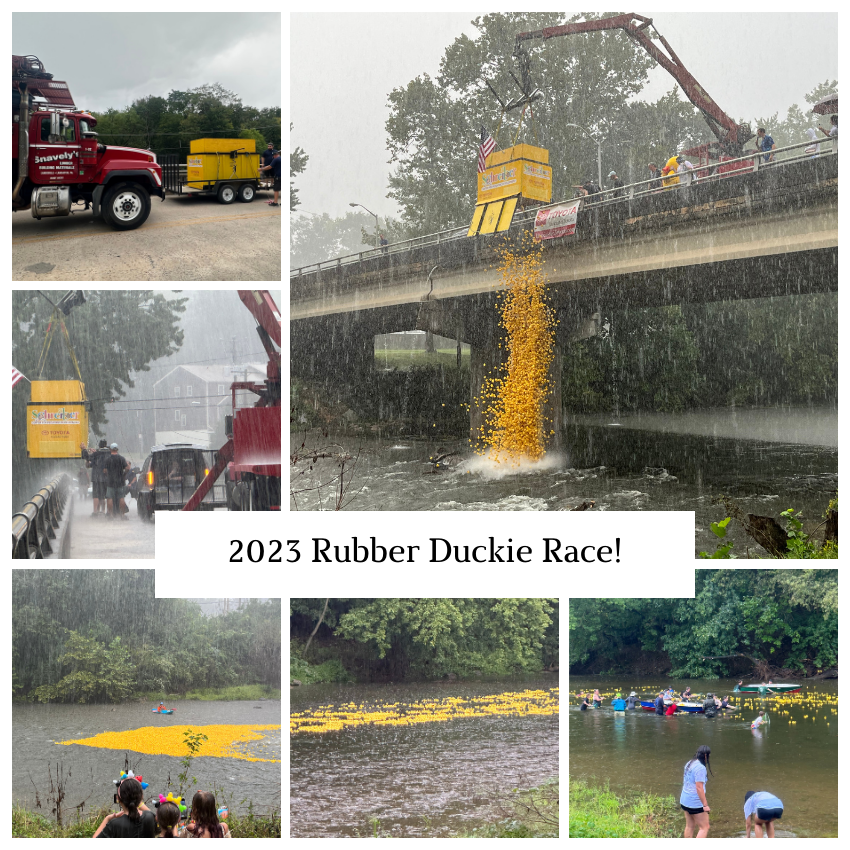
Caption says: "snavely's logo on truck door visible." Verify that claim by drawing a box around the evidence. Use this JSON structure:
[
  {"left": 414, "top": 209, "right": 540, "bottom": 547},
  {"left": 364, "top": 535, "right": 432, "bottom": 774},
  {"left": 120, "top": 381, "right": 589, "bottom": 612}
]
[{"left": 34, "top": 151, "right": 77, "bottom": 164}]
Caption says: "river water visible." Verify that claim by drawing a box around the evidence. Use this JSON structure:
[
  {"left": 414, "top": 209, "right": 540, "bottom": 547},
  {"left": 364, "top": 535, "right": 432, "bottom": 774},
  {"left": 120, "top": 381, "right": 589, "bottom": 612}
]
[
  {"left": 289, "top": 406, "right": 836, "bottom": 557},
  {"left": 569, "top": 677, "right": 838, "bottom": 838},
  {"left": 290, "top": 677, "right": 559, "bottom": 837},
  {"left": 12, "top": 700, "right": 281, "bottom": 819}
]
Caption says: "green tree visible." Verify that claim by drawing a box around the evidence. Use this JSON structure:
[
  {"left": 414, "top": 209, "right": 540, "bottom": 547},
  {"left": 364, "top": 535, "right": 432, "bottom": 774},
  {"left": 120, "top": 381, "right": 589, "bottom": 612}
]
[
  {"left": 12, "top": 291, "right": 186, "bottom": 507},
  {"left": 290, "top": 210, "right": 379, "bottom": 268},
  {"left": 290, "top": 123, "right": 309, "bottom": 211},
  {"left": 32, "top": 632, "right": 134, "bottom": 704},
  {"left": 386, "top": 12, "right": 660, "bottom": 235}
]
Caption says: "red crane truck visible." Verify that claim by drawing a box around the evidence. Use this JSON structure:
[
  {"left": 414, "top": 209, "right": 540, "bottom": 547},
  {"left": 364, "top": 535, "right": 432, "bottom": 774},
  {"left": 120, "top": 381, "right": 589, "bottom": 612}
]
[
  {"left": 12, "top": 54, "right": 164, "bottom": 230},
  {"left": 182, "top": 290, "right": 281, "bottom": 512}
]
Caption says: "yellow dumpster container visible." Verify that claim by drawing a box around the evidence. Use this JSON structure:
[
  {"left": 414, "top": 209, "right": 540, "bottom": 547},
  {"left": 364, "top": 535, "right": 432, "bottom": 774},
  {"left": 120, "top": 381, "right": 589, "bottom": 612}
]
[
  {"left": 27, "top": 380, "right": 89, "bottom": 458},
  {"left": 186, "top": 138, "right": 260, "bottom": 188},
  {"left": 477, "top": 143, "right": 552, "bottom": 205}
]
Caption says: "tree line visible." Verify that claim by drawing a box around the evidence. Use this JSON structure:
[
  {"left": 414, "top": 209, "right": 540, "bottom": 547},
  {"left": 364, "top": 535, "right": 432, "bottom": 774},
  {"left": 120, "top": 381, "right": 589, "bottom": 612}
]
[
  {"left": 13, "top": 571, "right": 281, "bottom": 702},
  {"left": 569, "top": 569, "right": 837, "bottom": 678},
  {"left": 291, "top": 598, "right": 558, "bottom": 681},
  {"left": 90, "top": 83, "right": 281, "bottom": 157}
]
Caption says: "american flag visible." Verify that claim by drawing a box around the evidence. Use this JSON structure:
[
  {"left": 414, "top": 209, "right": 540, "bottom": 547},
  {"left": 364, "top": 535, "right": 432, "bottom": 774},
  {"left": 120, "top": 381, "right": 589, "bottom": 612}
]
[
  {"left": 478, "top": 130, "right": 496, "bottom": 173},
  {"left": 12, "top": 366, "right": 26, "bottom": 387}
]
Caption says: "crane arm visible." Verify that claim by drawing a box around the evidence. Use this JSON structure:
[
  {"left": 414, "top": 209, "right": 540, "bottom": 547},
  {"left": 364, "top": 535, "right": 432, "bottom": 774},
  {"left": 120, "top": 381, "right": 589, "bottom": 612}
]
[{"left": 515, "top": 13, "right": 752, "bottom": 155}]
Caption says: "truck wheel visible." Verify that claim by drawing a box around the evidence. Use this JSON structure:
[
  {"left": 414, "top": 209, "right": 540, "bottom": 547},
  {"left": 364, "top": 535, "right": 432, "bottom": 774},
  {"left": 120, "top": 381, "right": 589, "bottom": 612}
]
[
  {"left": 237, "top": 183, "right": 255, "bottom": 203},
  {"left": 103, "top": 183, "right": 151, "bottom": 230},
  {"left": 217, "top": 183, "right": 236, "bottom": 204}
]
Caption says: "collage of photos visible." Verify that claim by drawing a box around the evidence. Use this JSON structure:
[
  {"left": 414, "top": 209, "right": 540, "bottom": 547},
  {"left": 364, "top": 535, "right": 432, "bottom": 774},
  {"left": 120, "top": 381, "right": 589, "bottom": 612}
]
[{"left": 12, "top": 572, "right": 281, "bottom": 837}]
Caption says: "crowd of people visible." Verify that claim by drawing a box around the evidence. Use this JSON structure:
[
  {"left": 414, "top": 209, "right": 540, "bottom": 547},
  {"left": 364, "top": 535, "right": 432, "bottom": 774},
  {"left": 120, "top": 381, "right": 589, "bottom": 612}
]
[
  {"left": 93, "top": 778, "right": 231, "bottom": 839},
  {"left": 80, "top": 440, "right": 136, "bottom": 520},
  {"left": 569, "top": 115, "right": 836, "bottom": 205}
]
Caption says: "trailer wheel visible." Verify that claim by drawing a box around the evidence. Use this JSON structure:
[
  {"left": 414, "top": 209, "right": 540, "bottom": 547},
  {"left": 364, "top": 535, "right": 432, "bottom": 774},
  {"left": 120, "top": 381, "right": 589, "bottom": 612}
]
[
  {"left": 217, "top": 183, "right": 236, "bottom": 204},
  {"left": 102, "top": 183, "right": 151, "bottom": 230},
  {"left": 237, "top": 183, "right": 255, "bottom": 203}
]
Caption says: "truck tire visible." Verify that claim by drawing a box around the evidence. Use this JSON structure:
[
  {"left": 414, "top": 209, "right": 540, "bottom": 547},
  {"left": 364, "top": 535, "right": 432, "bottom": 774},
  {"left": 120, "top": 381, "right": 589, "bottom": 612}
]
[
  {"left": 102, "top": 182, "right": 152, "bottom": 230},
  {"left": 237, "top": 183, "right": 255, "bottom": 203},
  {"left": 217, "top": 183, "right": 236, "bottom": 204}
]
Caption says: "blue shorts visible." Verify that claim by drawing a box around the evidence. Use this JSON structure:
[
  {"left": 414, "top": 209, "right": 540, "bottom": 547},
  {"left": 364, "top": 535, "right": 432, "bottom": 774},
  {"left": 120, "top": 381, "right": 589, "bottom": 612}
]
[
  {"left": 106, "top": 486, "right": 124, "bottom": 501},
  {"left": 756, "top": 807, "right": 783, "bottom": 822}
]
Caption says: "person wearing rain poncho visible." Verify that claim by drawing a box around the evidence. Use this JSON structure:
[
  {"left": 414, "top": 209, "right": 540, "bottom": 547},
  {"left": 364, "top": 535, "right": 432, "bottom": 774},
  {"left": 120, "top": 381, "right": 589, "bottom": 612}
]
[
  {"left": 661, "top": 154, "right": 680, "bottom": 188},
  {"left": 804, "top": 127, "right": 821, "bottom": 158}
]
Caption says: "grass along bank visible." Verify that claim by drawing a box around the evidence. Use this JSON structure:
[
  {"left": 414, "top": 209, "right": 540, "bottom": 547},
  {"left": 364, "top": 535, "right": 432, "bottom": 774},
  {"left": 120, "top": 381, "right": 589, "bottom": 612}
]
[
  {"left": 137, "top": 685, "right": 281, "bottom": 702},
  {"left": 569, "top": 778, "right": 679, "bottom": 838},
  {"left": 12, "top": 805, "right": 281, "bottom": 838}
]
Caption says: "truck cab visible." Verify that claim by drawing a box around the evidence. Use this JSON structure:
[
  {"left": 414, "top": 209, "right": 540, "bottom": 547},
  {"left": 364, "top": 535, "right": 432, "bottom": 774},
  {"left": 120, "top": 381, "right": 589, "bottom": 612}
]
[{"left": 12, "top": 55, "right": 164, "bottom": 230}]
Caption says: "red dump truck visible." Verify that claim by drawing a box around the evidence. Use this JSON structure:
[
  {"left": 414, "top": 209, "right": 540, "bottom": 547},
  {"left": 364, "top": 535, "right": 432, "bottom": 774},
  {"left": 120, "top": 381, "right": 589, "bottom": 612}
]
[{"left": 12, "top": 54, "right": 164, "bottom": 230}]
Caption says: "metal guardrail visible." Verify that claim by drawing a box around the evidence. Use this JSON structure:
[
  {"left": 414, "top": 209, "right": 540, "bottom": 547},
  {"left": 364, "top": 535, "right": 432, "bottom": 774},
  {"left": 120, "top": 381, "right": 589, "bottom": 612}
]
[
  {"left": 290, "top": 135, "right": 838, "bottom": 278},
  {"left": 12, "top": 473, "right": 72, "bottom": 559}
]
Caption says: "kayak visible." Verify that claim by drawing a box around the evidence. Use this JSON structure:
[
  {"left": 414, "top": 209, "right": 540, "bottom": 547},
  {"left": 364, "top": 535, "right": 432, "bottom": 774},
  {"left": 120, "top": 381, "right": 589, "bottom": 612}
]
[
  {"left": 734, "top": 683, "right": 801, "bottom": 695},
  {"left": 153, "top": 708, "right": 175, "bottom": 714}
]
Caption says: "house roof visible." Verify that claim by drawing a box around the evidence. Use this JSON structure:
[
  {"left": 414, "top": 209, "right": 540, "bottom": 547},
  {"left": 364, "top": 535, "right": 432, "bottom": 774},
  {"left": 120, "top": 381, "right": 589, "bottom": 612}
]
[{"left": 153, "top": 363, "right": 266, "bottom": 388}]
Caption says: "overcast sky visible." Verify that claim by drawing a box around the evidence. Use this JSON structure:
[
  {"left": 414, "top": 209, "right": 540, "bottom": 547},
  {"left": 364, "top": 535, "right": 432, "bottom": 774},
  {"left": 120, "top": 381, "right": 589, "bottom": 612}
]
[
  {"left": 13, "top": 13, "right": 281, "bottom": 114},
  {"left": 291, "top": 12, "right": 837, "bottom": 222}
]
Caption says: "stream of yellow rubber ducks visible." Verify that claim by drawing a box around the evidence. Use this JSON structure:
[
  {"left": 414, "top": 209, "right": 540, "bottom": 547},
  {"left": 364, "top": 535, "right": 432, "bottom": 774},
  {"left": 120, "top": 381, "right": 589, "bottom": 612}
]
[
  {"left": 58, "top": 724, "right": 281, "bottom": 762},
  {"left": 476, "top": 233, "right": 555, "bottom": 464},
  {"left": 570, "top": 685, "right": 837, "bottom": 726},
  {"left": 291, "top": 688, "right": 559, "bottom": 736}
]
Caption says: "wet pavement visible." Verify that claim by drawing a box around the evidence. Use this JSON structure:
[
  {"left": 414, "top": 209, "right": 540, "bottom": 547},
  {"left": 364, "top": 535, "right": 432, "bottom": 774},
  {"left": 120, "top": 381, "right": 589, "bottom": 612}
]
[{"left": 69, "top": 499, "right": 155, "bottom": 559}]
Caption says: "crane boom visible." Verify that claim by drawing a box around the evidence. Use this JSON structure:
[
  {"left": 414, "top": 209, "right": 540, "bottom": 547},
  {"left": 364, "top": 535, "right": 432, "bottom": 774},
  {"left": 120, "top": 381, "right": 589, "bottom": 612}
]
[{"left": 515, "top": 13, "right": 752, "bottom": 155}]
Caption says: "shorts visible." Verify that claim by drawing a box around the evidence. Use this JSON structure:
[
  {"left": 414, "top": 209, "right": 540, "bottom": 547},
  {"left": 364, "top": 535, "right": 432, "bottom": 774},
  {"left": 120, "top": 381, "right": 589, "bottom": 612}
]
[
  {"left": 681, "top": 804, "right": 705, "bottom": 815},
  {"left": 93, "top": 480, "right": 107, "bottom": 500},
  {"left": 756, "top": 807, "right": 782, "bottom": 822},
  {"left": 105, "top": 486, "right": 124, "bottom": 502},
  {"left": 273, "top": 176, "right": 281, "bottom": 191}
]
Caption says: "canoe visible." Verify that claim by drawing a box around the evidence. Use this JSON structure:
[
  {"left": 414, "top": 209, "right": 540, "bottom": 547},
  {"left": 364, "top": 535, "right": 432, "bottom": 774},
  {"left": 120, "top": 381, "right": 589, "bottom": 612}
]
[
  {"left": 669, "top": 701, "right": 704, "bottom": 713},
  {"left": 735, "top": 684, "right": 801, "bottom": 694}
]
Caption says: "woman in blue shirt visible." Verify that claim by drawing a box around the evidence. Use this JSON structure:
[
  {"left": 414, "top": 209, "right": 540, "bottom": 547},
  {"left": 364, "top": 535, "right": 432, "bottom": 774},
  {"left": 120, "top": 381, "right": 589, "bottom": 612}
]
[
  {"left": 744, "top": 790, "right": 783, "bottom": 838},
  {"left": 680, "top": 745, "right": 712, "bottom": 837}
]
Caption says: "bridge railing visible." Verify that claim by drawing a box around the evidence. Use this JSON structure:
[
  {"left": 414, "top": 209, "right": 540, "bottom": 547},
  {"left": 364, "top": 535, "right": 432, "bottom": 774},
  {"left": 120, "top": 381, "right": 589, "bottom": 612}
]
[
  {"left": 290, "top": 135, "right": 837, "bottom": 278},
  {"left": 12, "top": 473, "right": 73, "bottom": 559}
]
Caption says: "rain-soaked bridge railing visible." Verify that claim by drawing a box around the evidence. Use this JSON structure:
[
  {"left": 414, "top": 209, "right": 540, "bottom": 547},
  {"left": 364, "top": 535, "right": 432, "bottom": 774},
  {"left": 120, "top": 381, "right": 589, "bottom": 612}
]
[
  {"left": 290, "top": 135, "right": 838, "bottom": 278},
  {"left": 12, "top": 473, "right": 73, "bottom": 559}
]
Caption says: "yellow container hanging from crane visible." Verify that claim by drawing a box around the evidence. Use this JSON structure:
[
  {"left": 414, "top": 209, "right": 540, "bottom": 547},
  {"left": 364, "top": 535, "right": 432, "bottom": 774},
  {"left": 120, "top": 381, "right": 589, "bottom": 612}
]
[
  {"left": 27, "top": 380, "right": 89, "bottom": 459},
  {"left": 477, "top": 144, "right": 552, "bottom": 205},
  {"left": 186, "top": 138, "right": 260, "bottom": 188},
  {"left": 26, "top": 292, "right": 91, "bottom": 459}
]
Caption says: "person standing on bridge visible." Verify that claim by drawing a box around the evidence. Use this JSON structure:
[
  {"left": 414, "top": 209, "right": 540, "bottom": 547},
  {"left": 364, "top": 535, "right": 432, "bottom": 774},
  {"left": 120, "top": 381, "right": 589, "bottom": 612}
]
[
  {"left": 819, "top": 114, "right": 838, "bottom": 139},
  {"left": 661, "top": 154, "right": 680, "bottom": 188},
  {"left": 104, "top": 443, "right": 131, "bottom": 520},
  {"left": 647, "top": 162, "right": 663, "bottom": 191},
  {"left": 756, "top": 128, "right": 777, "bottom": 163},
  {"left": 607, "top": 170, "right": 624, "bottom": 198},
  {"left": 82, "top": 439, "right": 109, "bottom": 517}
]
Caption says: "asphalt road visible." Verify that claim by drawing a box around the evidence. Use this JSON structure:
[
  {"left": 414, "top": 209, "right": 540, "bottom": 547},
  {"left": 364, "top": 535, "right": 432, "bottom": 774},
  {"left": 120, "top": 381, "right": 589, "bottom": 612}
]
[{"left": 12, "top": 190, "right": 282, "bottom": 281}]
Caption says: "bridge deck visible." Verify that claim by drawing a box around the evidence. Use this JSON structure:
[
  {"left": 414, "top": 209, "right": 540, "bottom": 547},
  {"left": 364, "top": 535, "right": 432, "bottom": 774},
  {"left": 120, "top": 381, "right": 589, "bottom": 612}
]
[{"left": 69, "top": 498, "right": 155, "bottom": 559}]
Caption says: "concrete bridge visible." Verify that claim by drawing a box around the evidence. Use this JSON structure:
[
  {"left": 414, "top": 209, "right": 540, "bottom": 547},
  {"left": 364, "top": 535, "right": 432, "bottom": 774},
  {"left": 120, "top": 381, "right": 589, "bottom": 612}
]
[{"left": 291, "top": 149, "right": 837, "bottom": 438}]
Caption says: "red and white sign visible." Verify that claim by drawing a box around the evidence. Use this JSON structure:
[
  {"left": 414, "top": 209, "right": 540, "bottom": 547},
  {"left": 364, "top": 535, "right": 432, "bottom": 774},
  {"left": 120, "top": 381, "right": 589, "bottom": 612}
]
[{"left": 534, "top": 200, "right": 581, "bottom": 240}]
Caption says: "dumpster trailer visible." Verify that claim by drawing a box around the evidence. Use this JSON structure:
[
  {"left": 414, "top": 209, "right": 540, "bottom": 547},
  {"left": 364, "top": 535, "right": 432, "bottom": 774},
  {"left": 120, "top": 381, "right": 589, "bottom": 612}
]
[{"left": 161, "top": 138, "right": 267, "bottom": 204}]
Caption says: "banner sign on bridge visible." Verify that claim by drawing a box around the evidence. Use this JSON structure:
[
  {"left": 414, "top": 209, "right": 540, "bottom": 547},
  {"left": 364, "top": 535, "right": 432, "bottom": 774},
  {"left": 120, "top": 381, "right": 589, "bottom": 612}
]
[{"left": 533, "top": 199, "right": 581, "bottom": 240}]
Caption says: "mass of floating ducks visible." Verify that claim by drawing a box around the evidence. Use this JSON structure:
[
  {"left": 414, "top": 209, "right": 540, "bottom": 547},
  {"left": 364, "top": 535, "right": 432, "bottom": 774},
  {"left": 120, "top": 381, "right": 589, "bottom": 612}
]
[
  {"left": 59, "top": 723, "right": 282, "bottom": 762},
  {"left": 290, "top": 688, "right": 559, "bottom": 735},
  {"left": 571, "top": 685, "right": 837, "bottom": 725}
]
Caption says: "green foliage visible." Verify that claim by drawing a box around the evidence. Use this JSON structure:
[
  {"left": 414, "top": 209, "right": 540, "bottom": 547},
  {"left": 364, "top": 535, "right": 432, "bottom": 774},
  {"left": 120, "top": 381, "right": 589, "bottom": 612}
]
[
  {"left": 290, "top": 122, "right": 309, "bottom": 211},
  {"left": 333, "top": 598, "right": 556, "bottom": 677},
  {"left": 177, "top": 729, "right": 209, "bottom": 797},
  {"left": 569, "top": 779, "right": 679, "bottom": 838},
  {"left": 290, "top": 210, "right": 380, "bottom": 268},
  {"left": 12, "top": 290, "right": 187, "bottom": 507},
  {"left": 563, "top": 306, "right": 700, "bottom": 414},
  {"left": 289, "top": 654, "right": 352, "bottom": 684},
  {"left": 32, "top": 633, "right": 134, "bottom": 704},
  {"left": 385, "top": 12, "right": 658, "bottom": 236},
  {"left": 698, "top": 517, "right": 735, "bottom": 559},
  {"left": 569, "top": 570, "right": 838, "bottom": 677},
  {"left": 13, "top": 572, "right": 281, "bottom": 701},
  {"left": 89, "top": 84, "right": 280, "bottom": 157},
  {"left": 752, "top": 79, "right": 838, "bottom": 149}
]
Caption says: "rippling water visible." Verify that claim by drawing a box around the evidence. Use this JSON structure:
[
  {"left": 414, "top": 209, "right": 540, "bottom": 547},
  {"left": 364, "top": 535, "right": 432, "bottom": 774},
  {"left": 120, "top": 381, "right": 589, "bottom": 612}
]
[
  {"left": 290, "top": 408, "right": 837, "bottom": 556},
  {"left": 290, "top": 677, "right": 559, "bottom": 837},
  {"left": 569, "top": 677, "right": 837, "bottom": 837},
  {"left": 12, "top": 700, "right": 281, "bottom": 818}
]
